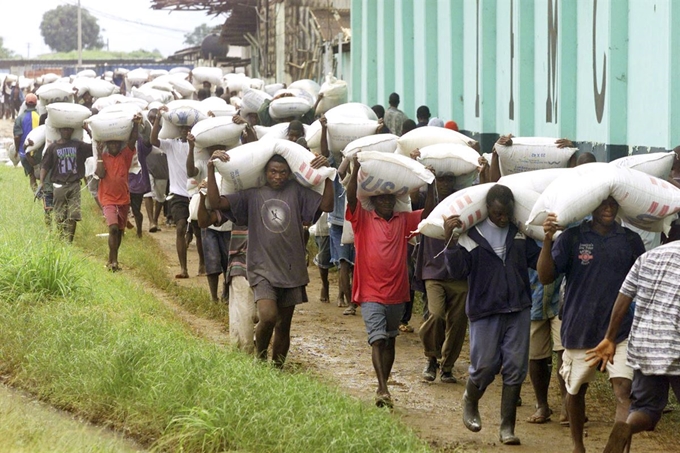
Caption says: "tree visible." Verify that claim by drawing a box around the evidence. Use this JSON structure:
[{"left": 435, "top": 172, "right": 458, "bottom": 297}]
[
  {"left": 40, "top": 5, "right": 104, "bottom": 52},
  {"left": 184, "top": 24, "right": 215, "bottom": 46},
  {"left": 0, "top": 37, "right": 16, "bottom": 59}
]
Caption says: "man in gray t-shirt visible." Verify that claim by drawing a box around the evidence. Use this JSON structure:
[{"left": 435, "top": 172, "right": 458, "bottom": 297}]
[{"left": 207, "top": 152, "right": 334, "bottom": 366}]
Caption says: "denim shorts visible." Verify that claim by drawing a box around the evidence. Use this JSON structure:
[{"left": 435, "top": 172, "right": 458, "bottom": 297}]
[
  {"left": 360, "top": 302, "right": 406, "bottom": 345},
  {"left": 313, "top": 235, "right": 333, "bottom": 269},
  {"left": 329, "top": 223, "right": 355, "bottom": 266},
  {"left": 202, "top": 228, "right": 230, "bottom": 275}
]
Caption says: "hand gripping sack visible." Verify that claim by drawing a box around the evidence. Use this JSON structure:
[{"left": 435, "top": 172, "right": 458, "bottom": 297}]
[
  {"left": 342, "top": 133, "right": 399, "bottom": 158},
  {"left": 191, "top": 116, "right": 245, "bottom": 149},
  {"left": 610, "top": 152, "right": 675, "bottom": 179},
  {"left": 527, "top": 163, "right": 618, "bottom": 228},
  {"left": 357, "top": 151, "right": 434, "bottom": 211},
  {"left": 495, "top": 137, "right": 577, "bottom": 176},
  {"left": 46, "top": 103, "right": 93, "bottom": 129},
  {"left": 397, "top": 126, "right": 476, "bottom": 156}
]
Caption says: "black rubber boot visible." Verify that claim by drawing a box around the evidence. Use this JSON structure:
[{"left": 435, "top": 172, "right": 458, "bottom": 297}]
[
  {"left": 463, "top": 379, "right": 484, "bottom": 432},
  {"left": 499, "top": 384, "right": 522, "bottom": 445}
]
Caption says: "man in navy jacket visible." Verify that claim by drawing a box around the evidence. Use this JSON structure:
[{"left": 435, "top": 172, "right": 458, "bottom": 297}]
[{"left": 444, "top": 184, "right": 540, "bottom": 445}]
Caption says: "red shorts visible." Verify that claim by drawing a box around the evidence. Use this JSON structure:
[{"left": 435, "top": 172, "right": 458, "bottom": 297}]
[{"left": 103, "top": 204, "right": 130, "bottom": 229}]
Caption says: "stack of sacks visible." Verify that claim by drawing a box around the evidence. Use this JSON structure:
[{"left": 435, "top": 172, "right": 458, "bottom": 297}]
[
  {"left": 191, "top": 67, "right": 223, "bottom": 88},
  {"left": 356, "top": 151, "right": 434, "bottom": 212},
  {"left": 494, "top": 137, "right": 578, "bottom": 176},
  {"left": 527, "top": 162, "right": 680, "bottom": 233},
  {"left": 397, "top": 126, "right": 477, "bottom": 156},
  {"left": 191, "top": 116, "right": 246, "bottom": 150},
  {"left": 610, "top": 151, "right": 675, "bottom": 179},
  {"left": 241, "top": 88, "right": 272, "bottom": 115},
  {"left": 213, "top": 139, "right": 336, "bottom": 194},
  {"left": 416, "top": 143, "right": 482, "bottom": 190},
  {"left": 315, "top": 73, "right": 348, "bottom": 115},
  {"left": 36, "top": 82, "right": 74, "bottom": 105}
]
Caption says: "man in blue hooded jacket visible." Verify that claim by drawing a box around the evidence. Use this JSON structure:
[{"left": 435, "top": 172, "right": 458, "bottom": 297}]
[{"left": 444, "top": 184, "right": 540, "bottom": 445}]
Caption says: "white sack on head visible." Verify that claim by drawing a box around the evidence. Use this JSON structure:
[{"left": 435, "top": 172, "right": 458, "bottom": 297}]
[
  {"left": 495, "top": 137, "right": 577, "bottom": 176},
  {"left": 191, "top": 67, "right": 223, "bottom": 86},
  {"left": 169, "top": 67, "right": 191, "bottom": 75},
  {"left": 417, "top": 143, "right": 481, "bottom": 177},
  {"left": 527, "top": 163, "right": 618, "bottom": 228},
  {"left": 316, "top": 74, "right": 348, "bottom": 115},
  {"left": 289, "top": 79, "right": 321, "bottom": 99},
  {"left": 213, "top": 139, "right": 336, "bottom": 194},
  {"left": 342, "top": 133, "right": 399, "bottom": 158},
  {"left": 268, "top": 96, "right": 311, "bottom": 119},
  {"left": 258, "top": 122, "right": 309, "bottom": 141},
  {"left": 397, "top": 126, "right": 476, "bottom": 156},
  {"left": 264, "top": 83, "right": 285, "bottom": 96},
  {"left": 611, "top": 167, "right": 680, "bottom": 232},
  {"left": 240, "top": 88, "right": 272, "bottom": 115},
  {"left": 325, "top": 102, "right": 378, "bottom": 121},
  {"left": 327, "top": 118, "right": 379, "bottom": 153},
  {"left": 416, "top": 183, "right": 493, "bottom": 239},
  {"left": 162, "top": 106, "right": 207, "bottom": 127},
  {"left": 46, "top": 103, "right": 92, "bottom": 129},
  {"left": 131, "top": 86, "right": 173, "bottom": 104},
  {"left": 610, "top": 152, "right": 675, "bottom": 179},
  {"left": 200, "top": 97, "right": 236, "bottom": 117},
  {"left": 41, "top": 73, "right": 60, "bottom": 84},
  {"left": 357, "top": 151, "right": 434, "bottom": 211},
  {"left": 191, "top": 116, "right": 245, "bottom": 149},
  {"left": 498, "top": 168, "right": 572, "bottom": 193},
  {"left": 76, "top": 69, "right": 96, "bottom": 78},
  {"left": 36, "top": 82, "right": 74, "bottom": 104},
  {"left": 85, "top": 111, "right": 135, "bottom": 142}
]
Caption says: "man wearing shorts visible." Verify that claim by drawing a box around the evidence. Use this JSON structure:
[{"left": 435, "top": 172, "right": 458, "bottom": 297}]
[
  {"left": 586, "top": 240, "right": 680, "bottom": 453},
  {"left": 346, "top": 155, "right": 435, "bottom": 408},
  {"left": 95, "top": 114, "right": 141, "bottom": 271},
  {"left": 206, "top": 152, "right": 334, "bottom": 367},
  {"left": 151, "top": 106, "right": 192, "bottom": 278},
  {"left": 40, "top": 127, "right": 92, "bottom": 242},
  {"left": 312, "top": 212, "right": 332, "bottom": 303},
  {"left": 538, "top": 197, "right": 645, "bottom": 453},
  {"left": 526, "top": 265, "right": 567, "bottom": 424}
]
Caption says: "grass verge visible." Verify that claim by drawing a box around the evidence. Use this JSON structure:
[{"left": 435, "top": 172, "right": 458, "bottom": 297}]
[{"left": 0, "top": 167, "right": 430, "bottom": 452}]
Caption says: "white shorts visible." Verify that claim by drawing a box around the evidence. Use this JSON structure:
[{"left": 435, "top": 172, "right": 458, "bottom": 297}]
[{"left": 560, "top": 340, "right": 633, "bottom": 395}]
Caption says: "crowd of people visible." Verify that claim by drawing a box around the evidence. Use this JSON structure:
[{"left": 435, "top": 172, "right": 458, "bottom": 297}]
[{"left": 8, "top": 68, "right": 680, "bottom": 453}]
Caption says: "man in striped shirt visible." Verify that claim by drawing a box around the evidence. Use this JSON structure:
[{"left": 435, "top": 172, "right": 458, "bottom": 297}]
[{"left": 586, "top": 241, "right": 680, "bottom": 453}]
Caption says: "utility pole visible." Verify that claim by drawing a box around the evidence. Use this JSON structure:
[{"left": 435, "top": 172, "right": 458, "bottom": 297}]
[
  {"left": 77, "top": 0, "right": 82, "bottom": 67},
  {"left": 26, "top": 43, "right": 30, "bottom": 59}
]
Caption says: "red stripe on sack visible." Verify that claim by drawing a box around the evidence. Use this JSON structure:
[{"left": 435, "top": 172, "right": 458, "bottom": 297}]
[
  {"left": 659, "top": 205, "right": 669, "bottom": 217},
  {"left": 648, "top": 201, "right": 659, "bottom": 214},
  {"left": 467, "top": 214, "right": 474, "bottom": 225},
  {"left": 464, "top": 195, "right": 473, "bottom": 205},
  {"left": 456, "top": 199, "right": 465, "bottom": 209},
  {"left": 475, "top": 209, "right": 482, "bottom": 220}
]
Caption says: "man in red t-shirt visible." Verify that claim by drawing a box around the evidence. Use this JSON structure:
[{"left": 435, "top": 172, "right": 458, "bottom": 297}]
[
  {"left": 95, "top": 114, "right": 142, "bottom": 271},
  {"left": 346, "top": 156, "right": 435, "bottom": 408}
]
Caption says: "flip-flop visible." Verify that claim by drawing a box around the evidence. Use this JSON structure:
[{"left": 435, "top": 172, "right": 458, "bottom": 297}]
[{"left": 527, "top": 409, "right": 552, "bottom": 424}]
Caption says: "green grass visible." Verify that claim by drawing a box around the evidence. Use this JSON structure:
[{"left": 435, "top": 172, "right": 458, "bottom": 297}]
[
  {"left": 0, "top": 167, "right": 430, "bottom": 452},
  {"left": 0, "top": 385, "right": 141, "bottom": 453}
]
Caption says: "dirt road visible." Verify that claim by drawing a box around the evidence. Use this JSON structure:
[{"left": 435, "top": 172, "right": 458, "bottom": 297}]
[{"left": 150, "top": 224, "right": 670, "bottom": 453}]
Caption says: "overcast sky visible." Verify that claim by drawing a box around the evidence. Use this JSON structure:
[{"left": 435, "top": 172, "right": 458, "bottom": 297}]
[{"left": 2, "top": 0, "right": 225, "bottom": 58}]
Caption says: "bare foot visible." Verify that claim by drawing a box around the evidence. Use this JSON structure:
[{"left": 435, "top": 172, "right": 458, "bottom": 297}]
[{"left": 175, "top": 272, "right": 189, "bottom": 279}]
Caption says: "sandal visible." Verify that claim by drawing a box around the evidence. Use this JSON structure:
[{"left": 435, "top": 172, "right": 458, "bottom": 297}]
[
  {"left": 343, "top": 304, "right": 357, "bottom": 316},
  {"left": 398, "top": 324, "right": 414, "bottom": 333},
  {"left": 527, "top": 408, "right": 552, "bottom": 424}
]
